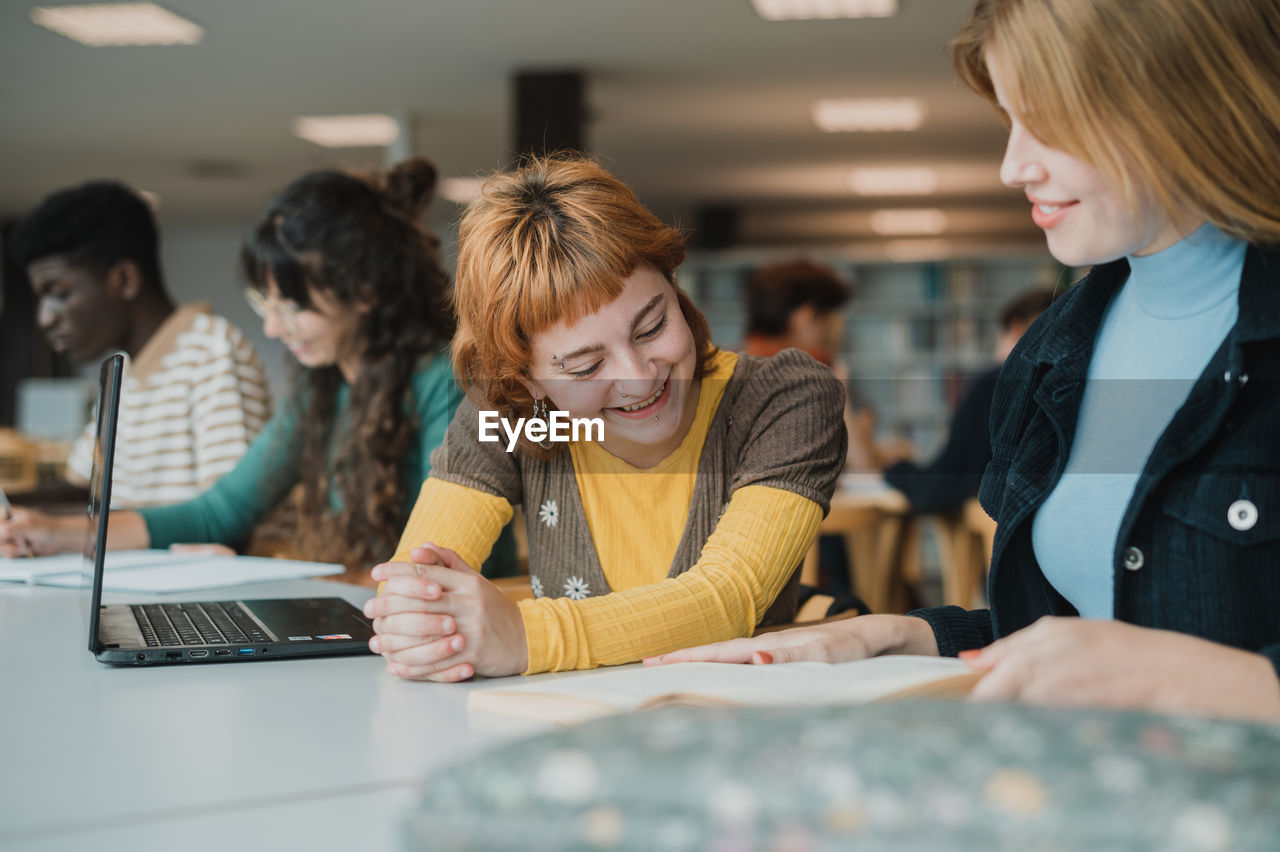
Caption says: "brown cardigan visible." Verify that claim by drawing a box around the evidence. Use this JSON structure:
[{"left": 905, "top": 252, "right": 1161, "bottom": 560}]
[{"left": 429, "top": 349, "right": 847, "bottom": 626}]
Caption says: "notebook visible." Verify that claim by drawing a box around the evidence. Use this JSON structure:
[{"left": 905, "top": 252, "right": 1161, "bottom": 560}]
[
  {"left": 2, "top": 549, "right": 344, "bottom": 590},
  {"left": 467, "top": 656, "right": 982, "bottom": 725},
  {"left": 84, "top": 353, "right": 375, "bottom": 666}
]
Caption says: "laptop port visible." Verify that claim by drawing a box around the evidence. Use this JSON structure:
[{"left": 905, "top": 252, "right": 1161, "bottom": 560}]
[
  {"left": 236, "top": 648, "right": 255, "bottom": 656},
  {"left": 136, "top": 653, "right": 146, "bottom": 662},
  {"left": 189, "top": 650, "right": 209, "bottom": 659},
  {"left": 214, "top": 648, "right": 232, "bottom": 657},
  {"left": 165, "top": 652, "right": 182, "bottom": 662}
]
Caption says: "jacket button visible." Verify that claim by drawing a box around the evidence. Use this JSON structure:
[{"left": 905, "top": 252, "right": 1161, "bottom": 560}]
[
  {"left": 1122, "top": 546, "right": 1145, "bottom": 571},
  {"left": 1228, "top": 499, "right": 1258, "bottom": 531}
]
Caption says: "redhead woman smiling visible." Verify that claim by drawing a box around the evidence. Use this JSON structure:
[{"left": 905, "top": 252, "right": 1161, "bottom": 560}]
[{"left": 364, "top": 156, "right": 847, "bottom": 680}]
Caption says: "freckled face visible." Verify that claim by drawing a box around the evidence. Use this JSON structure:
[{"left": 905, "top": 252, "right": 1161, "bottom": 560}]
[{"left": 524, "top": 265, "right": 699, "bottom": 466}]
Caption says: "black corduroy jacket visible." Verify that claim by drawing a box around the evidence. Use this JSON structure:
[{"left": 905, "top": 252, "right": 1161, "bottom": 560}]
[{"left": 913, "top": 244, "right": 1280, "bottom": 682}]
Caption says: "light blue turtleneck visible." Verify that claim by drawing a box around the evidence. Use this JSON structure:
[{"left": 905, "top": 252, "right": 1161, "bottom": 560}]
[{"left": 1031, "top": 223, "right": 1245, "bottom": 618}]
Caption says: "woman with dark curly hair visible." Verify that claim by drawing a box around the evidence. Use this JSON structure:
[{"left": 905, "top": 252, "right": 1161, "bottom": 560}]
[{"left": 4, "top": 158, "right": 514, "bottom": 580}]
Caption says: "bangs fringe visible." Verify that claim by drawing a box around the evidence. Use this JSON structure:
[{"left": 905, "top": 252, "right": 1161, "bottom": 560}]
[{"left": 239, "top": 218, "right": 316, "bottom": 308}]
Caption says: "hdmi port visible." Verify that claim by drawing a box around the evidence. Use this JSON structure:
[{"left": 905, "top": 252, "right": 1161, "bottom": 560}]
[
  {"left": 214, "top": 648, "right": 232, "bottom": 657},
  {"left": 189, "top": 650, "right": 209, "bottom": 659}
]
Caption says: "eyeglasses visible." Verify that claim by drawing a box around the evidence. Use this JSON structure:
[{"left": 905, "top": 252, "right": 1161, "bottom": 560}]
[{"left": 244, "top": 288, "right": 303, "bottom": 331}]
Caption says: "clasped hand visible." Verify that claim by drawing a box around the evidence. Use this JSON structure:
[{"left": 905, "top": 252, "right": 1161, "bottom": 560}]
[{"left": 363, "top": 543, "right": 528, "bottom": 682}]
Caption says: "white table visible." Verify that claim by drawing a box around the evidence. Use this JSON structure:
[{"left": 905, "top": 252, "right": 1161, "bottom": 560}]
[{"left": 0, "top": 578, "right": 547, "bottom": 851}]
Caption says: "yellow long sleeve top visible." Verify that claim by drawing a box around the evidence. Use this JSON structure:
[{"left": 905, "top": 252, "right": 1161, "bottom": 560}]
[{"left": 393, "top": 349, "right": 847, "bottom": 673}]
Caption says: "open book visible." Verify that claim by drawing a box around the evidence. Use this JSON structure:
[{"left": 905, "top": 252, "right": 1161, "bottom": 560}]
[{"left": 468, "top": 656, "right": 982, "bottom": 725}]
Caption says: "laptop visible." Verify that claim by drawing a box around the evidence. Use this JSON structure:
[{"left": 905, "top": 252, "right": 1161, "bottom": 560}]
[{"left": 84, "top": 353, "right": 376, "bottom": 666}]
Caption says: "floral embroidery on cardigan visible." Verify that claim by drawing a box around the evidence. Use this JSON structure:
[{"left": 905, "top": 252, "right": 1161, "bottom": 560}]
[
  {"left": 564, "top": 576, "right": 591, "bottom": 600},
  {"left": 538, "top": 500, "right": 559, "bottom": 528}
]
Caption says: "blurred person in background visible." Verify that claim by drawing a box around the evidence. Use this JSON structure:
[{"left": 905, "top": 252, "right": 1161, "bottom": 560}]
[
  {"left": 7, "top": 180, "right": 269, "bottom": 507},
  {"left": 2, "top": 159, "right": 515, "bottom": 581},
  {"left": 883, "top": 286, "right": 1056, "bottom": 514}
]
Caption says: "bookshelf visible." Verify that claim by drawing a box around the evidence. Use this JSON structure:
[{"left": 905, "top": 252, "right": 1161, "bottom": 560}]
[{"left": 678, "top": 253, "right": 1070, "bottom": 459}]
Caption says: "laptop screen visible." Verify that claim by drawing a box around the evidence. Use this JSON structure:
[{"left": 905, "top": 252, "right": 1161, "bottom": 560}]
[{"left": 81, "top": 354, "right": 124, "bottom": 654}]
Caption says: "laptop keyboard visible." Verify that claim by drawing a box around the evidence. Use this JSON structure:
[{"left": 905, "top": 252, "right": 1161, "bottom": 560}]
[{"left": 131, "top": 602, "right": 270, "bottom": 647}]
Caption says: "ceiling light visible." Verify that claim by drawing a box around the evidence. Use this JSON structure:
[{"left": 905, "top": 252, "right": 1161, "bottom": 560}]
[
  {"left": 30, "top": 3, "right": 203, "bottom": 46},
  {"left": 291, "top": 115, "right": 399, "bottom": 148},
  {"left": 813, "top": 98, "right": 925, "bottom": 132},
  {"left": 751, "top": 0, "right": 897, "bottom": 20},
  {"left": 440, "top": 177, "right": 486, "bottom": 205},
  {"left": 869, "top": 209, "right": 948, "bottom": 235},
  {"left": 850, "top": 167, "right": 939, "bottom": 195}
]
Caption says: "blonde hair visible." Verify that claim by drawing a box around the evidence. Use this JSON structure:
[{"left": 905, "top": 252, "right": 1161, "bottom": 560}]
[
  {"left": 952, "top": 0, "right": 1280, "bottom": 244},
  {"left": 453, "top": 155, "right": 716, "bottom": 448}
]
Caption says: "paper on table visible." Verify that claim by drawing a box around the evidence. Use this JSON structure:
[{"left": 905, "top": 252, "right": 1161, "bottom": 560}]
[
  {"left": 0, "top": 549, "right": 179, "bottom": 583},
  {"left": 28, "top": 553, "right": 344, "bottom": 593}
]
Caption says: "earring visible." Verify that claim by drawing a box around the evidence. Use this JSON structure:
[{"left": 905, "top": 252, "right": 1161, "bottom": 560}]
[{"left": 533, "top": 397, "right": 554, "bottom": 449}]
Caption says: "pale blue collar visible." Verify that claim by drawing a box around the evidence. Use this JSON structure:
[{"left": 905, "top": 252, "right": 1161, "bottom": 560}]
[{"left": 1125, "top": 222, "right": 1245, "bottom": 319}]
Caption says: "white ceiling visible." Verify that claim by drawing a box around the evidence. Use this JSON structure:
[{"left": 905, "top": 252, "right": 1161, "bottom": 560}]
[{"left": 0, "top": 0, "right": 1043, "bottom": 253}]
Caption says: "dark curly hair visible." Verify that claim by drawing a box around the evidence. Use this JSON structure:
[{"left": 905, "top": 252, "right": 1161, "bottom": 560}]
[
  {"left": 8, "top": 180, "right": 164, "bottom": 289},
  {"left": 240, "top": 158, "right": 454, "bottom": 571}
]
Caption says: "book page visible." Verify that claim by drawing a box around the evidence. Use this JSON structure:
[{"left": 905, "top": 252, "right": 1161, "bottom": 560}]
[{"left": 467, "top": 656, "right": 980, "bottom": 725}]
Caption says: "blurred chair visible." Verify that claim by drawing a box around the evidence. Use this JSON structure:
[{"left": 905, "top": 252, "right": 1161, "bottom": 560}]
[
  {"left": 0, "top": 428, "right": 39, "bottom": 492},
  {"left": 932, "top": 497, "right": 996, "bottom": 608}
]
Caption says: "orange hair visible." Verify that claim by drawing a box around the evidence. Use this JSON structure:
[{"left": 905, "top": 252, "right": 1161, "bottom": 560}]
[{"left": 452, "top": 155, "right": 717, "bottom": 441}]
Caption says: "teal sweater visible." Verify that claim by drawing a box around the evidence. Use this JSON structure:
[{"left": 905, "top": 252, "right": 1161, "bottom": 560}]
[{"left": 139, "top": 354, "right": 516, "bottom": 575}]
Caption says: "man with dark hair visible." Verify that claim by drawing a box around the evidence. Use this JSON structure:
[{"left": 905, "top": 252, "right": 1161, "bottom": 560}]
[
  {"left": 8, "top": 180, "right": 269, "bottom": 506},
  {"left": 882, "top": 285, "right": 1057, "bottom": 513},
  {"left": 743, "top": 259, "right": 852, "bottom": 366}
]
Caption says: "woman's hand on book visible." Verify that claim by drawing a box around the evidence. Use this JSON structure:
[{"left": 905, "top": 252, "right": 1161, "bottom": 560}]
[
  {"left": 366, "top": 543, "right": 529, "bottom": 682},
  {"left": 643, "top": 614, "right": 939, "bottom": 666},
  {"left": 962, "top": 617, "right": 1280, "bottom": 720}
]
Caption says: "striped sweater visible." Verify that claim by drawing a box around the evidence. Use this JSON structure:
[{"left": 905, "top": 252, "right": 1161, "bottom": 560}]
[{"left": 67, "top": 302, "right": 270, "bottom": 507}]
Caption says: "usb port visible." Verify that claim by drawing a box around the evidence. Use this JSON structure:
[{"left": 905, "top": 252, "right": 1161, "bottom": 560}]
[
  {"left": 189, "top": 649, "right": 209, "bottom": 659},
  {"left": 214, "top": 648, "right": 232, "bottom": 657},
  {"left": 237, "top": 648, "right": 255, "bottom": 656},
  {"left": 165, "top": 652, "right": 182, "bottom": 662}
]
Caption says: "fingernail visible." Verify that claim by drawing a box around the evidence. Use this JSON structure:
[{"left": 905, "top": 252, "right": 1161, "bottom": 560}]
[
  {"left": 368, "top": 638, "right": 380, "bottom": 653},
  {"left": 442, "top": 618, "right": 454, "bottom": 633},
  {"left": 756, "top": 651, "right": 774, "bottom": 664},
  {"left": 425, "top": 584, "right": 440, "bottom": 596},
  {"left": 362, "top": 602, "right": 374, "bottom": 617},
  {"left": 450, "top": 635, "right": 464, "bottom": 652}
]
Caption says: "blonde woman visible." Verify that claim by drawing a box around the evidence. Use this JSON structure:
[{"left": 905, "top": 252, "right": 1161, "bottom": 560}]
[
  {"left": 656, "top": 0, "right": 1280, "bottom": 720},
  {"left": 363, "top": 157, "right": 846, "bottom": 680}
]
